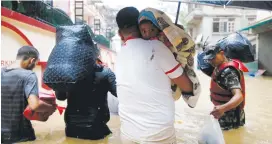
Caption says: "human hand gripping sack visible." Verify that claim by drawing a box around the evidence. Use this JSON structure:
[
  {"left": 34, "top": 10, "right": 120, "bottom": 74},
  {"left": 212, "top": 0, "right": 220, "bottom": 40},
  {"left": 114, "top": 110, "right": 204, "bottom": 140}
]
[{"left": 210, "top": 105, "right": 226, "bottom": 119}]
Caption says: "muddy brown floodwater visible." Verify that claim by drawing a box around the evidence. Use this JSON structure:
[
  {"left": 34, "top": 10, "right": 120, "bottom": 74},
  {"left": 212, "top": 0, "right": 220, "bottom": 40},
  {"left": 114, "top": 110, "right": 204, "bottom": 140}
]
[{"left": 21, "top": 71, "right": 272, "bottom": 144}]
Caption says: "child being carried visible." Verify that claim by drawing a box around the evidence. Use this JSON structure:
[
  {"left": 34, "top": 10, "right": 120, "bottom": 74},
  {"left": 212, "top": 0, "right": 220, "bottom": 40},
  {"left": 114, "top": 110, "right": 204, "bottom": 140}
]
[{"left": 138, "top": 8, "right": 201, "bottom": 108}]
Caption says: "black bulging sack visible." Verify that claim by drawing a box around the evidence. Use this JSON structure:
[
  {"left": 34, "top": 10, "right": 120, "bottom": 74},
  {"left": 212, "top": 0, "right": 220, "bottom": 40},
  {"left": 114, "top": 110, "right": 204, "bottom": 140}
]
[
  {"left": 43, "top": 24, "right": 99, "bottom": 91},
  {"left": 217, "top": 32, "right": 255, "bottom": 63},
  {"left": 197, "top": 52, "right": 214, "bottom": 77}
]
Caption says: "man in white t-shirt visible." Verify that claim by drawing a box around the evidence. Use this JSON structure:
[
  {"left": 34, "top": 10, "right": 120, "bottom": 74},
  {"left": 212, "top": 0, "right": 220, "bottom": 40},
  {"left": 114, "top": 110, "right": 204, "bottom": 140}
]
[{"left": 115, "top": 7, "right": 194, "bottom": 144}]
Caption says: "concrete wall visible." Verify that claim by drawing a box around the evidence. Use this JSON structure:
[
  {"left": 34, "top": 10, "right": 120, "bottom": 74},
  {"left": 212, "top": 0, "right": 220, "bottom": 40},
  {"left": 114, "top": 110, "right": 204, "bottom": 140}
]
[
  {"left": 258, "top": 31, "right": 272, "bottom": 76},
  {"left": 1, "top": 10, "right": 56, "bottom": 91},
  {"left": 256, "top": 11, "right": 272, "bottom": 21}
]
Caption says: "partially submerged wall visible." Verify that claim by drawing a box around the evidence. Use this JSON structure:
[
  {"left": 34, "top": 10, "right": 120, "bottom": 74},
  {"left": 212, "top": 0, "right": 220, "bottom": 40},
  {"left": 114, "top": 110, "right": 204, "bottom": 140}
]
[{"left": 258, "top": 30, "right": 272, "bottom": 76}]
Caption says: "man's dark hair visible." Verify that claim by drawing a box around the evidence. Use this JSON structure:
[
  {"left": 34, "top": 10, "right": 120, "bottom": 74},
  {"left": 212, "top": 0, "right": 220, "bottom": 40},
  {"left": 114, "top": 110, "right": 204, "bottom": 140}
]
[
  {"left": 16, "top": 46, "right": 39, "bottom": 60},
  {"left": 116, "top": 7, "right": 139, "bottom": 29},
  {"left": 116, "top": 7, "right": 140, "bottom": 36}
]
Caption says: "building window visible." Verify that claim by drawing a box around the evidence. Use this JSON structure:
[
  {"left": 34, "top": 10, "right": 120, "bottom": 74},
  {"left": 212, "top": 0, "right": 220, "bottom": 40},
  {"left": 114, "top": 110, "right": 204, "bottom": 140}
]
[
  {"left": 228, "top": 18, "right": 235, "bottom": 32},
  {"left": 213, "top": 18, "right": 235, "bottom": 33}
]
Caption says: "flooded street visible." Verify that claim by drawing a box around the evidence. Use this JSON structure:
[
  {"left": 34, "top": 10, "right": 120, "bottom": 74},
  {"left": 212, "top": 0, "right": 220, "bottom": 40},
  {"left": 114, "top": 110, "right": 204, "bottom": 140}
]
[
  {"left": 2, "top": 1, "right": 272, "bottom": 144},
  {"left": 22, "top": 71, "right": 272, "bottom": 144}
]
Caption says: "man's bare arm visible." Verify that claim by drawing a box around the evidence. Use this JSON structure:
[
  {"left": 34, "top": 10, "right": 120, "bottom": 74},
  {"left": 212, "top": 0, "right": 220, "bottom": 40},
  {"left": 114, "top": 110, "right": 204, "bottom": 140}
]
[
  {"left": 25, "top": 73, "right": 56, "bottom": 113},
  {"left": 27, "top": 94, "right": 56, "bottom": 113},
  {"left": 220, "top": 67, "right": 244, "bottom": 112},
  {"left": 172, "top": 72, "right": 193, "bottom": 93},
  {"left": 221, "top": 89, "right": 243, "bottom": 112},
  {"left": 153, "top": 40, "right": 193, "bottom": 93}
]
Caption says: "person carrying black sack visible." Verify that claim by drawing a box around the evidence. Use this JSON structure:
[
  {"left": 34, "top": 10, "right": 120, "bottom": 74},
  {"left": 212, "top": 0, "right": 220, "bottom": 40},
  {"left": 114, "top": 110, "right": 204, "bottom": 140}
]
[
  {"left": 203, "top": 45, "right": 247, "bottom": 130},
  {"left": 55, "top": 58, "right": 117, "bottom": 140}
]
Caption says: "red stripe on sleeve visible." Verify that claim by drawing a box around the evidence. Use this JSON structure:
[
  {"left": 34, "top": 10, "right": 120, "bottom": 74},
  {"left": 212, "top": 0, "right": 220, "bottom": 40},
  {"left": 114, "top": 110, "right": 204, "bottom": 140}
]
[{"left": 165, "top": 64, "right": 181, "bottom": 75}]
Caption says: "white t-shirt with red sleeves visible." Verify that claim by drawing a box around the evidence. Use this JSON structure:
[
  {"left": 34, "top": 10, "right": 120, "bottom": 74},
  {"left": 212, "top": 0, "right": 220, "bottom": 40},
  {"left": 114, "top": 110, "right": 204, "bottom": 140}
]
[{"left": 115, "top": 38, "right": 183, "bottom": 144}]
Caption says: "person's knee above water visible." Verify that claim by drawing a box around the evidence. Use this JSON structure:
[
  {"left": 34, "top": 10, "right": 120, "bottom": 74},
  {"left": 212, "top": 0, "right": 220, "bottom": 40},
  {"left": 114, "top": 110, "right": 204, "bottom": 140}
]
[
  {"left": 203, "top": 45, "right": 246, "bottom": 130},
  {"left": 55, "top": 58, "right": 117, "bottom": 140},
  {"left": 115, "top": 7, "right": 193, "bottom": 144},
  {"left": 1, "top": 46, "right": 56, "bottom": 143}
]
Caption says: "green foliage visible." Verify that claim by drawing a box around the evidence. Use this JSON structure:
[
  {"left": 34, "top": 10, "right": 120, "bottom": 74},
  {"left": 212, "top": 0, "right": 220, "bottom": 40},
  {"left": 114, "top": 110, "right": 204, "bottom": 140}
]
[{"left": 1, "top": 1, "right": 73, "bottom": 27}]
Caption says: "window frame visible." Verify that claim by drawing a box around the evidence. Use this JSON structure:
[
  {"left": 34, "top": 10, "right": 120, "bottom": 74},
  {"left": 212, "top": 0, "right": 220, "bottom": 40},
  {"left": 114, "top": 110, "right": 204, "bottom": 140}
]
[{"left": 212, "top": 17, "right": 235, "bottom": 34}]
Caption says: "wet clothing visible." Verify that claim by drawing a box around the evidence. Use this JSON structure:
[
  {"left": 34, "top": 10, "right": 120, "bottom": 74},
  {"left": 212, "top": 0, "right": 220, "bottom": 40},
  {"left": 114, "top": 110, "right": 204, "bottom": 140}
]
[
  {"left": 1, "top": 68, "right": 39, "bottom": 143},
  {"left": 218, "top": 107, "right": 245, "bottom": 130},
  {"left": 56, "top": 65, "right": 117, "bottom": 140},
  {"left": 210, "top": 61, "right": 246, "bottom": 130},
  {"left": 116, "top": 38, "right": 183, "bottom": 143}
]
